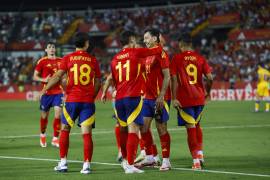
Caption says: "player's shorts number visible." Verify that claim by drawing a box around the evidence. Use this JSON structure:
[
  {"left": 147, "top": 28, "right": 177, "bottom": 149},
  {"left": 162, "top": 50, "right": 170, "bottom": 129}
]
[
  {"left": 186, "top": 64, "right": 197, "bottom": 85},
  {"left": 116, "top": 60, "right": 130, "bottom": 82},
  {"left": 70, "top": 64, "right": 91, "bottom": 85}
]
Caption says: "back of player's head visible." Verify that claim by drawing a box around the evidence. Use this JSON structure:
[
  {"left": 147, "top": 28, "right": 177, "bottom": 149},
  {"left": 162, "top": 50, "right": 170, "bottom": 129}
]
[
  {"left": 144, "top": 28, "right": 160, "bottom": 43},
  {"left": 178, "top": 32, "right": 192, "bottom": 44},
  {"left": 74, "top": 32, "right": 90, "bottom": 48},
  {"left": 119, "top": 30, "right": 137, "bottom": 46}
]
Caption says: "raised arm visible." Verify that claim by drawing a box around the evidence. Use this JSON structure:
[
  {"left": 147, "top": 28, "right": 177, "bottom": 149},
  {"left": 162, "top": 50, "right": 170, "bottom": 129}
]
[{"left": 135, "top": 45, "right": 162, "bottom": 58}]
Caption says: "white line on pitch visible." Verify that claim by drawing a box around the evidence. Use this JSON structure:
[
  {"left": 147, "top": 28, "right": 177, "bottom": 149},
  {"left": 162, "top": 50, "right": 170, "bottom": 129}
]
[
  {"left": 0, "top": 124, "right": 270, "bottom": 139},
  {"left": 0, "top": 155, "right": 269, "bottom": 178}
]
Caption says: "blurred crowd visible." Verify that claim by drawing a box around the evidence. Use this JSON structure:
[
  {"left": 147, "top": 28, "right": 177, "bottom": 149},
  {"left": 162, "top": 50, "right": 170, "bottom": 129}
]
[{"left": 0, "top": 0, "right": 269, "bottom": 89}]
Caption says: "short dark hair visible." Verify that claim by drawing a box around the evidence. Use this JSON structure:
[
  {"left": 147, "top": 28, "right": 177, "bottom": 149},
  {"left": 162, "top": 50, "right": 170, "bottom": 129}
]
[
  {"left": 144, "top": 28, "right": 160, "bottom": 43},
  {"left": 119, "top": 30, "right": 136, "bottom": 46},
  {"left": 45, "top": 41, "right": 55, "bottom": 47},
  {"left": 74, "top": 32, "right": 89, "bottom": 48},
  {"left": 178, "top": 33, "right": 192, "bottom": 43}
]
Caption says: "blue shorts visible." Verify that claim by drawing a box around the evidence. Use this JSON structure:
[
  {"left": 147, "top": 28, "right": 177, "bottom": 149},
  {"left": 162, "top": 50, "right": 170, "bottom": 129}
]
[
  {"left": 114, "top": 97, "right": 143, "bottom": 127},
  {"left": 177, "top": 105, "right": 204, "bottom": 126},
  {"left": 142, "top": 99, "right": 170, "bottom": 123},
  {"left": 40, "top": 94, "right": 63, "bottom": 112},
  {"left": 61, "top": 102, "right": 95, "bottom": 128}
]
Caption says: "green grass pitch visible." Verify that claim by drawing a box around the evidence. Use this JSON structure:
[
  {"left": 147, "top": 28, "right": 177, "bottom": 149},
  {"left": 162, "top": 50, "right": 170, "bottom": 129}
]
[{"left": 0, "top": 100, "right": 269, "bottom": 180}]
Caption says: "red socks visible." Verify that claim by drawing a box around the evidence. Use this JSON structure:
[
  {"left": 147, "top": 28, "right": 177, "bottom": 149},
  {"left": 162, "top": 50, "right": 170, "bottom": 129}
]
[
  {"left": 159, "top": 132, "right": 171, "bottom": 158},
  {"left": 83, "top": 133, "right": 93, "bottom": 162},
  {"left": 141, "top": 130, "right": 154, "bottom": 155},
  {"left": 186, "top": 127, "right": 198, "bottom": 159},
  {"left": 152, "top": 144, "right": 158, "bottom": 157},
  {"left": 59, "top": 130, "right": 70, "bottom": 158},
  {"left": 40, "top": 117, "right": 48, "bottom": 134},
  {"left": 53, "top": 118, "right": 61, "bottom": 137},
  {"left": 127, "top": 133, "right": 139, "bottom": 165},
  {"left": 139, "top": 138, "right": 145, "bottom": 151},
  {"left": 120, "top": 131, "right": 128, "bottom": 159},
  {"left": 196, "top": 124, "right": 203, "bottom": 151},
  {"left": 114, "top": 125, "right": 121, "bottom": 151}
]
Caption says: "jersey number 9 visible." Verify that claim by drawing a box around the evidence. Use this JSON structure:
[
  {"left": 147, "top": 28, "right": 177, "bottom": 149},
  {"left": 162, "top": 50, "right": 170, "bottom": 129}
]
[{"left": 186, "top": 64, "right": 197, "bottom": 85}]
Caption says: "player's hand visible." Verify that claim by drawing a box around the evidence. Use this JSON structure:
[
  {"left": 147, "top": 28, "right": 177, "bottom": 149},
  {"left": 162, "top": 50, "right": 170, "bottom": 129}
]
[
  {"left": 43, "top": 75, "right": 51, "bottom": 83},
  {"left": 39, "top": 90, "right": 46, "bottom": 101},
  {"left": 101, "top": 92, "right": 107, "bottom": 103},
  {"left": 205, "top": 93, "right": 211, "bottom": 102},
  {"left": 156, "top": 95, "right": 164, "bottom": 110},
  {"left": 172, "top": 99, "right": 181, "bottom": 109}
]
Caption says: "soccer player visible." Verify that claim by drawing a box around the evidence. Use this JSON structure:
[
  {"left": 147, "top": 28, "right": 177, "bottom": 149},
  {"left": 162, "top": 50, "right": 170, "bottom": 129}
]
[
  {"left": 255, "top": 63, "right": 270, "bottom": 112},
  {"left": 101, "top": 74, "right": 123, "bottom": 162},
  {"left": 40, "top": 32, "right": 101, "bottom": 174},
  {"left": 170, "top": 33, "right": 213, "bottom": 170},
  {"left": 110, "top": 30, "right": 162, "bottom": 173},
  {"left": 33, "top": 42, "right": 63, "bottom": 148},
  {"left": 137, "top": 29, "right": 171, "bottom": 171}
]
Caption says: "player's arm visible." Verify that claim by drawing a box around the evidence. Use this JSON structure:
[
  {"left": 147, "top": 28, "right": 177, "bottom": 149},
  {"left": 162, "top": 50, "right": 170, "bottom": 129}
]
[
  {"left": 101, "top": 73, "right": 113, "bottom": 103},
  {"left": 40, "top": 70, "right": 65, "bottom": 97},
  {"left": 135, "top": 45, "right": 162, "bottom": 58},
  {"left": 33, "top": 70, "right": 50, "bottom": 83},
  {"left": 171, "top": 74, "right": 181, "bottom": 108},
  {"left": 156, "top": 68, "right": 170, "bottom": 110},
  {"left": 93, "top": 77, "right": 101, "bottom": 99},
  {"left": 204, "top": 73, "right": 213, "bottom": 99}
]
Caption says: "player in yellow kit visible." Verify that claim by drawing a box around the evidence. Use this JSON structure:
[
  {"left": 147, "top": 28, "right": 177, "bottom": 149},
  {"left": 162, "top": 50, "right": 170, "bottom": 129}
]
[{"left": 255, "top": 63, "right": 270, "bottom": 112}]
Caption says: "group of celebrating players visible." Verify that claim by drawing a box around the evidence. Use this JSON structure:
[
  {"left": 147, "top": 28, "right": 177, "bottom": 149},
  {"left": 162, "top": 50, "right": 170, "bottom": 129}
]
[{"left": 34, "top": 29, "right": 213, "bottom": 174}]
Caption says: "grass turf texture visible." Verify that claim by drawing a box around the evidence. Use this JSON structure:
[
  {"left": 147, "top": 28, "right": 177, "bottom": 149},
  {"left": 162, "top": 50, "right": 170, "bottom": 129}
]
[{"left": 0, "top": 101, "right": 269, "bottom": 180}]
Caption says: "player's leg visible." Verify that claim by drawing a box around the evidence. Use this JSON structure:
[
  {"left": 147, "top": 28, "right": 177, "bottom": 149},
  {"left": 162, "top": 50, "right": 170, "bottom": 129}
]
[
  {"left": 177, "top": 107, "right": 201, "bottom": 169},
  {"left": 51, "top": 94, "right": 63, "bottom": 147},
  {"left": 39, "top": 95, "right": 51, "bottom": 147},
  {"left": 194, "top": 106, "right": 204, "bottom": 166},
  {"left": 255, "top": 83, "right": 262, "bottom": 112},
  {"left": 54, "top": 102, "right": 78, "bottom": 172},
  {"left": 136, "top": 99, "right": 155, "bottom": 167},
  {"left": 155, "top": 101, "right": 171, "bottom": 171},
  {"left": 124, "top": 97, "right": 144, "bottom": 174},
  {"left": 134, "top": 131, "right": 146, "bottom": 163},
  {"left": 114, "top": 99, "right": 128, "bottom": 163},
  {"left": 114, "top": 122, "right": 123, "bottom": 162},
  {"left": 78, "top": 103, "right": 96, "bottom": 174},
  {"left": 196, "top": 123, "right": 204, "bottom": 165},
  {"left": 263, "top": 85, "right": 270, "bottom": 112}
]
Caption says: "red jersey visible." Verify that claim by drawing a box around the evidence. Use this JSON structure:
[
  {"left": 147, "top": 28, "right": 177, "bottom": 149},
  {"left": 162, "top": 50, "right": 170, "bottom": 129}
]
[
  {"left": 111, "top": 47, "right": 162, "bottom": 100},
  {"left": 60, "top": 50, "right": 101, "bottom": 103},
  {"left": 170, "top": 51, "right": 212, "bottom": 107},
  {"left": 35, "top": 56, "right": 63, "bottom": 95},
  {"left": 144, "top": 50, "right": 171, "bottom": 100}
]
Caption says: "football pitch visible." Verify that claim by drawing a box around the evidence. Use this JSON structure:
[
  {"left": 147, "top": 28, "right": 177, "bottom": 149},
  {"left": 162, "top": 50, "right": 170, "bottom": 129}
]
[{"left": 0, "top": 100, "right": 269, "bottom": 180}]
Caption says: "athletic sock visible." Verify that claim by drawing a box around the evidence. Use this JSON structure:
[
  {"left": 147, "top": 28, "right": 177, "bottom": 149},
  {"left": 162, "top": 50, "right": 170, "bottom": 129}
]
[
  {"left": 127, "top": 133, "right": 139, "bottom": 165},
  {"left": 152, "top": 144, "right": 158, "bottom": 157},
  {"left": 265, "top": 102, "right": 269, "bottom": 112},
  {"left": 159, "top": 132, "right": 171, "bottom": 158},
  {"left": 141, "top": 130, "right": 154, "bottom": 155},
  {"left": 255, "top": 101, "right": 260, "bottom": 112},
  {"left": 120, "top": 130, "right": 128, "bottom": 159},
  {"left": 53, "top": 118, "right": 61, "bottom": 137},
  {"left": 40, "top": 117, "right": 48, "bottom": 134},
  {"left": 114, "top": 125, "right": 121, "bottom": 151},
  {"left": 186, "top": 127, "right": 198, "bottom": 159},
  {"left": 59, "top": 130, "right": 70, "bottom": 158},
  {"left": 83, "top": 133, "right": 93, "bottom": 162},
  {"left": 196, "top": 124, "right": 203, "bottom": 151}
]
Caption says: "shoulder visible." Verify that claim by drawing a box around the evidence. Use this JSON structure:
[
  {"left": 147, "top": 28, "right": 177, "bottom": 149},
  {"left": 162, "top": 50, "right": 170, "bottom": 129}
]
[{"left": 36, "top": 56, "right": 48, "bottom": 65}]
